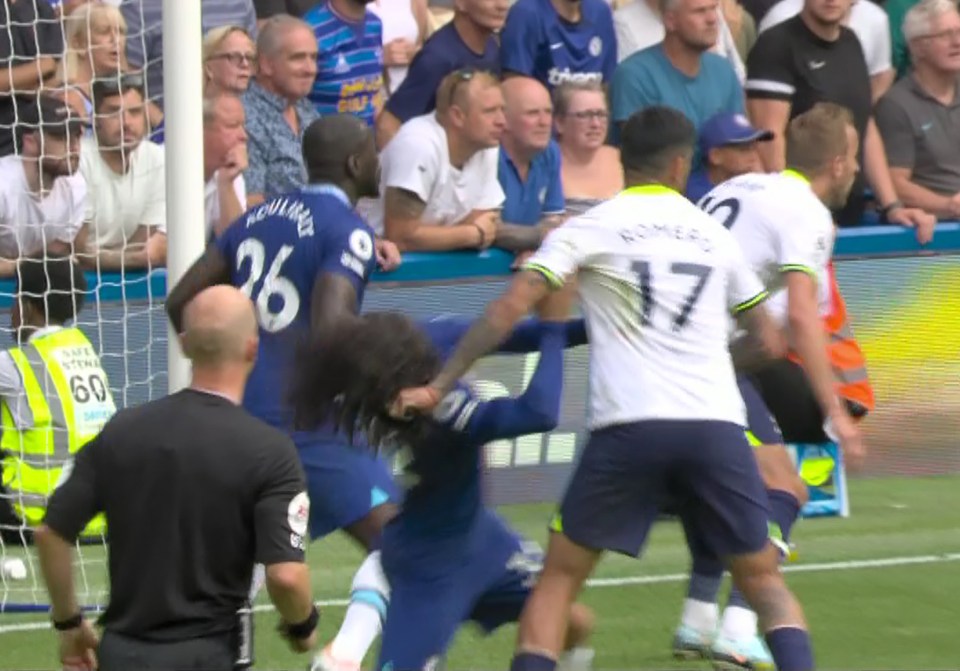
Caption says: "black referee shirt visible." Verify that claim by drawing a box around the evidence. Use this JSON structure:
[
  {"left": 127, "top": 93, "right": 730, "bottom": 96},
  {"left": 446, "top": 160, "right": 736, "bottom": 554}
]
[
  {"left": 44, "top": 389, "right": 308, "bottom": 642},
  {"left": 745, "top": 15, "right": 873, "bottom": 227}
]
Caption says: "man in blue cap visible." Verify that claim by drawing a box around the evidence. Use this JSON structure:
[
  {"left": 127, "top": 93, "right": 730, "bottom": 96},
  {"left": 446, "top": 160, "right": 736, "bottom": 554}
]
[{"left": 686, "top": 112, "right": 773, "bottom": 203}]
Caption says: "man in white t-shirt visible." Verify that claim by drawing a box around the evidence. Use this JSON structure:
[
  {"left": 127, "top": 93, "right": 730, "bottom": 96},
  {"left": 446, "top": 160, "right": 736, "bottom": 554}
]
[
  {"left": 203, "top": 92, "right": 248, "bottom": 239},
  {"left": 758, "top": 0, "right": 894, "bottom": 101},
  {"left": 79, "top": 75, "right": 166, "bottom": 270},
  {"left": 372, "top": 70, "right": 504, "bottom": 252},
  {"left": 389, "top": 106, "right": 816, "bottom": 671},
  {"left": 0, "top": 96, "right": 87, "bottom": 277},
  {"left": 672, "top": 102, "right": 864, "bottom": 670}
]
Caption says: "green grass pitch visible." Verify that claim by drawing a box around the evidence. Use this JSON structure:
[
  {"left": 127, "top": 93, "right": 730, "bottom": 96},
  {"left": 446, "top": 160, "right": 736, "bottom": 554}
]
[{"left": 2, "top": 475, "right": 958, "bottom": 670}]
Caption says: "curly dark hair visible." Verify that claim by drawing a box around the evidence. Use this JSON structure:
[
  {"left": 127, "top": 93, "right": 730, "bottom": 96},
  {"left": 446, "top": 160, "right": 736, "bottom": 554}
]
[{"left": 288, "top": 312, "right": 442, "bottom": 448}]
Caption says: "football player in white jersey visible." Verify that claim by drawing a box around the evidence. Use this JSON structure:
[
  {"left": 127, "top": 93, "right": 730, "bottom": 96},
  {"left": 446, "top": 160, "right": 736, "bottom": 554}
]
[
  {"left": 390, "top": 106, "right": 817, "bottom": 671},
  {"left": 673, "top": 102, "right": 865, "bottom": 671}
]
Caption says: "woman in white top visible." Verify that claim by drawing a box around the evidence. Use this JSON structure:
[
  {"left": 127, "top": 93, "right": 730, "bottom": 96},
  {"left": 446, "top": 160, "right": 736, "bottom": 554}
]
[
  {"left": 202, "top": 25, "right": 256, "bottom": 97},
  {"left": 369, "top": 0, "right": 429, "bottom": 95},
  {"left": 554, "top": 81, "right": 624, "bottom": 217}
]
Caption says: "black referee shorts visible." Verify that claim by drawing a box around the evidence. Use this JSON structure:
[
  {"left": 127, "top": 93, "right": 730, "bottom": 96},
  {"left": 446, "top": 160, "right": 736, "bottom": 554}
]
[
  {"left": 749, "top": 358, "right": 868, "bottom": 444},
  {"left": 99, "top": 630, "right": 236, "bottom": 671}
]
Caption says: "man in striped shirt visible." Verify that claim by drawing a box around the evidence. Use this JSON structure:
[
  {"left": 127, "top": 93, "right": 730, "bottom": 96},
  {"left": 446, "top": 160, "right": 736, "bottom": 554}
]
[{"left": 304, "top": 0, "right": 386, "bottom": 127}]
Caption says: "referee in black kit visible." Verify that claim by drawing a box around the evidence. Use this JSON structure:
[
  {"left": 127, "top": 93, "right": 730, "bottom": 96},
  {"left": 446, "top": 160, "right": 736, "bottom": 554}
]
[{"left": 34, "top": 285, "right": 318, "bottom": 671}]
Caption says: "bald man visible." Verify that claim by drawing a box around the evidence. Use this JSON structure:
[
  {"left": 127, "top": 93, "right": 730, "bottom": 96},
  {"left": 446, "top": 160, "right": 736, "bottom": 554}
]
[
  {"left": 168, "top": 114, "right": 399, "bottom": 671},
  {"left": 36, "top": 285, "right": 317, "bottom": 671},
  {"left": 496, "top": 76, "right": 566, "bottom": 252}
]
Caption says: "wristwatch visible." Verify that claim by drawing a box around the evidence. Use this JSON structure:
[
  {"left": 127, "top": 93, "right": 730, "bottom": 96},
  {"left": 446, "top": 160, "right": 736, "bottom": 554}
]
[
  {"left": 879, "top": 200, "right": 903, "bottom": 220},
  {"left": 52, "top": 612, "right": 84, "bottom": 631}
]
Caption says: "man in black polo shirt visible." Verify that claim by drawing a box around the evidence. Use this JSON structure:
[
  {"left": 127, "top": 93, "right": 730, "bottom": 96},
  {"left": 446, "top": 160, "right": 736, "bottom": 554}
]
[
  {"left": 35, "top": 285, "right": 318, "bottom": 671},
  {"left": 745, "top": 0, "right": 935, "bottom": 239}
]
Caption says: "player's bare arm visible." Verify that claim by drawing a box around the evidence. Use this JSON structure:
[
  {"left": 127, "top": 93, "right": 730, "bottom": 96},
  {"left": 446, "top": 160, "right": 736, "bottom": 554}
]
[
  {"left": 165, "top": 246, "right": 231, "bottom": 333},
  {"left": 732, "top": 303, "right": 788, "bottom": 370},
  {"left": 309, "top": 273, "right": 364, "bottom": 336},
  {"left": 390, "top": 269, "right": 552, "bottom": 417},
  {"left": 785, "top": 271, "right": 863, "bottom": 459}
]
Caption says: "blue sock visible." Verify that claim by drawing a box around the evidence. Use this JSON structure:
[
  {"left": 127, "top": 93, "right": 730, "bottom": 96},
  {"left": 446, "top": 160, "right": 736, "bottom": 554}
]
[
  {"left": 765, "top": 627, "right": 814, "bottom": 671},
  {"left": 768, "top": 489, "right": 801, "bottom": 542},
  {"left": 726, "top": 584, "right": 750, "bottom": 610},
  {"left": 687, "top": 553, "right": 723, "bottom": 602},
  {"left": 510, "top": 651, "right": 557, "bottom": 671}
]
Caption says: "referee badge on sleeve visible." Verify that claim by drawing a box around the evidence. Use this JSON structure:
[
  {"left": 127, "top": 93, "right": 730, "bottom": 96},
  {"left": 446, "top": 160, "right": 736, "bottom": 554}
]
[{"left": 287, "top": 492, "right": 310, "bottom": 548}]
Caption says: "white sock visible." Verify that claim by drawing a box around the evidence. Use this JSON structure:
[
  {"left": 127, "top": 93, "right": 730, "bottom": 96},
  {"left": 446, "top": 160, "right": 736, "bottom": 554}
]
[
  {"left": 329, "top": 551, "right": 390, "bottom": 663},
  {"left": 557, "top": 647, "right": 595, "bottom": 671},
  {"left": 720, "top": 605, "right": 759, "bottom": 641},
  {"left": 680, "top": 598, "right": 719, "bottom": 634}
]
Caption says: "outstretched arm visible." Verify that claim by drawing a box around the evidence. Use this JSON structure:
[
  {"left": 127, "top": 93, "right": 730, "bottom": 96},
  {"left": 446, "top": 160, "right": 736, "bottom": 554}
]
[
  {"left": 465, "top": 321, "right": 566, "bottom": 444},
  {"left": 422, "top": 315, "right": 588, "bottom": 360}
]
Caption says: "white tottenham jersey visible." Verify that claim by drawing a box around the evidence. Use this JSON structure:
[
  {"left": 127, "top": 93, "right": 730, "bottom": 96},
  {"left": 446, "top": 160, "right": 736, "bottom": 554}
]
[
  {"left": 523, "top": 185, "right": 768, "bottom": 430},
  {"left": 697, "top": 170, "right": 835, "bottom": 326}
]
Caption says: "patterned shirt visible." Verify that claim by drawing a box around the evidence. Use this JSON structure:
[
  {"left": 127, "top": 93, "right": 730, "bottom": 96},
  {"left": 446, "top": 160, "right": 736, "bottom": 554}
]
[
  {"left": 242, "top": 80, "right": 320, "bottom": 200},
  {"left": 304, "top": 3, "right": 385, "bottom": 127}
]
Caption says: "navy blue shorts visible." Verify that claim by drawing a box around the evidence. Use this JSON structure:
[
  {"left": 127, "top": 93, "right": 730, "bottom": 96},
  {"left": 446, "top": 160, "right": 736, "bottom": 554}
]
[
  {"left": 378, "top": 511, "right": 541, "bottom": 670},
  {"left": 295, "top": 440, "right": 399, "bottom": 540},
  {"left": 555, "top": 420, "right": 771, "bottom": 560},
  {"left": 738, "top": 375, "right": 784, "bottom": 446}
]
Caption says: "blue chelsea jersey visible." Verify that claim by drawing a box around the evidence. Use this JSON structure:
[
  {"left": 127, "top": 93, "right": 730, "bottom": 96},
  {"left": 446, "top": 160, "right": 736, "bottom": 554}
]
[{"left": 216, "top": 185, "right": 377, "bottom": 429}]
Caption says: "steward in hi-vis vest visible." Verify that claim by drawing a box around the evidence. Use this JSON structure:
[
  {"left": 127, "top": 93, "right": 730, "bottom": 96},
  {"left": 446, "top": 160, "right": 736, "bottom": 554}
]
[{"left": 0, "top": 256, "right": 115, "bottom": 541}]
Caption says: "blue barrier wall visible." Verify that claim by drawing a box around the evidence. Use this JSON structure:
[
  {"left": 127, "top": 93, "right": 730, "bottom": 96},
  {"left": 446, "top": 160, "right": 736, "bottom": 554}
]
[{"left": 0, "top": 224, "right": 955, "bottom": 502}]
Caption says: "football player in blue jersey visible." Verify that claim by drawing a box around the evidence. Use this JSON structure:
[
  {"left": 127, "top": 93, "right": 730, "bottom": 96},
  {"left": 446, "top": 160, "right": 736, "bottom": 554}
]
[
  {"left": 289, "top": 291, "right": 595, "bottom": 671},
  {"left": 167, "top": 114, "right": 403, "bottom": 671}
]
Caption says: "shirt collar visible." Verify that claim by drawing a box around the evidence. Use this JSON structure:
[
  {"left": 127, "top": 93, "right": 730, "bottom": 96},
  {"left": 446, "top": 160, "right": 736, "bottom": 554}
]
[
  {"left": 781, "top": 168, "right": 811, "bottom": 185},
  {"left": 301, "top": 183, "right": 352, "bottom": 208},
  {"left": 620, "top": 183, "right": 681, "bottom": 197},
  {"left": 26, "top": 324, "right": 65, "bottom": 342},
  {"left": 249, "top": 79, "right": 311, "bottom": 115}
]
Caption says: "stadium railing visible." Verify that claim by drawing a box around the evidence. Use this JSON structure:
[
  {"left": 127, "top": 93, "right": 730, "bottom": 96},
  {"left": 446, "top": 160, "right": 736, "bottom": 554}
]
[
  {"left": 0, "top": 223, "right": 958, "bottom": 613},
  {"left": 0, "top": 222, "right": 956, "bottom": 496}
]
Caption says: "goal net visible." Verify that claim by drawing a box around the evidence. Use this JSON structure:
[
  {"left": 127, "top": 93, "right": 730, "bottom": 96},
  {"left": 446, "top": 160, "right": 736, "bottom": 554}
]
[{"left": 0, "top": 0, "right": 167, "bottom": 613}]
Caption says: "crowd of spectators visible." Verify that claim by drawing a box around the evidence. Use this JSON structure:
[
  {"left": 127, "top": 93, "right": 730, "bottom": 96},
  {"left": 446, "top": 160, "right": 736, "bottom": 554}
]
[{"left": 1, "top": 0, "right": 954, "bottom": 277}]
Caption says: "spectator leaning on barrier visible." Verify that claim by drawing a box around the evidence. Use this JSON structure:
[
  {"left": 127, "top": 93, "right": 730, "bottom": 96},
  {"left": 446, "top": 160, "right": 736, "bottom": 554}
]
[
  {"left": 202, "top": 25, "right": 256, "bottom": 98},
  {"left": 610, "top": 0, "right": 745, "bottom": 160},
  {"left": 685, "top": 111, "right": 771, "bottom": 202},
  {"left": 0, "top": 256, "right": 114, "bottom": 546},
  {"left": 373, "top": 69, "right": 505, "bottom": 252},
  {"left": 374, "top": 0, "right": 505, "bottom": 149},
  {"left": 499, "top": 0, "right": 618, "bottom": 90},
  {"left": 36, "top": 285, "right": 318, "bottom": 671},
  {"left": 0, "top": 95, "right": 87, "bottom": 277},
  {"left": 78, "top": 75, "right": 166, "bottom": 271},
  {"left": 497, "top": 77, "right": 565, "bottom": 252},
  {"left": 875, "top": 0, "right": 960, "bottom": 220},
  {"left": 0, "top": 0, "right": 64, "bottom": 158},
  {"left": 746, "top": 0, "right": 935, "bottom": 240},
  {"left": 758, "top": 0, "right": 895, "bottom": 102},
  {"left": 204, "top": 93, "right": 249, "bottom": 239},
  {"left": 242, "top": 14, "right": 320, "bottom": 207}
]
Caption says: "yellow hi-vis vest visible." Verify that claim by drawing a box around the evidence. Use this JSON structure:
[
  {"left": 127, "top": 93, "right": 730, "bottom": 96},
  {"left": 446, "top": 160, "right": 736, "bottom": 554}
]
[{"left": 0, "top": 327, "right": 116, "bottom": 536}]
